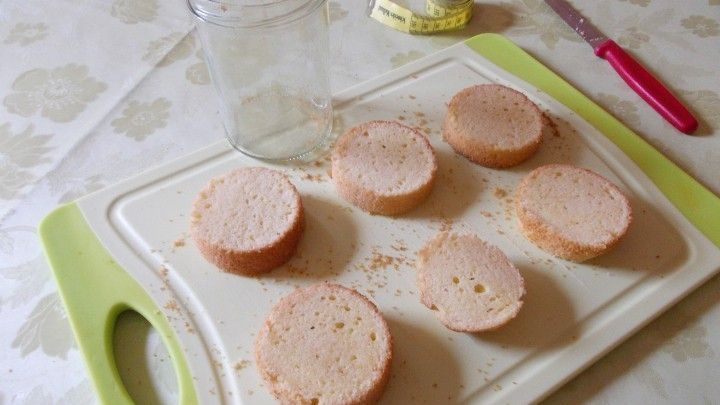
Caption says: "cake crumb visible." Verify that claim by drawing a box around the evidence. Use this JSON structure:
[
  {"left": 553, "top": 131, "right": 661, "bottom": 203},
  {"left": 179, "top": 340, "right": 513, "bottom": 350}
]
[
  {"left": 234, "top": 359, "right": 251, "bottom": 372},
  {"left": 370, "top": 252, "right": 392, "bottom": 269},
  {"left": 164, "top": 300, "right": 179, "bottom": 312},
  {"left": 543, "top": 112, "right": 561, "bottom": 137},
  {"left": 494, "top": 188, "right": 508, "bottom": 198},
  {"left": 301, "top": 173, "right": 324, "bottom": 182},
  {"left": 438, "top": 218, "right": 453, "bottom": 232},
  {"left": 391, "top": 240, "right": 408, "bottom": 252},
  {"left": 357, "top": 245, "right": 411, "bottom": 273}
]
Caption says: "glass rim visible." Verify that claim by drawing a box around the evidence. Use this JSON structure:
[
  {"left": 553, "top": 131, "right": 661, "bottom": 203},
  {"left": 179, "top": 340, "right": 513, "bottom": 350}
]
[
  {"left": 187, "top": 0, "right": 328, "bottom": 29},
  {"left": 200, "top": 0, "right": 296, "bottom": 8}
]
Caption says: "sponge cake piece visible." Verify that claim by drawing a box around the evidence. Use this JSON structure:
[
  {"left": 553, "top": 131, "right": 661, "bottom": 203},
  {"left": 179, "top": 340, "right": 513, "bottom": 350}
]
[
  {"left": 255, "top": 283, "right": 393, "bottom": 404},
  {"left": 331, "top": 120, "right": 437, "bottom": 215},
  {"left": 515, "top": 164, "right": 632, "bottom": 262},
  {"left": 190, "top": 167, "right": 303, "bottom": 275},
  {"left": 443, "top": 84, "right": 543, "bottom": 168}
]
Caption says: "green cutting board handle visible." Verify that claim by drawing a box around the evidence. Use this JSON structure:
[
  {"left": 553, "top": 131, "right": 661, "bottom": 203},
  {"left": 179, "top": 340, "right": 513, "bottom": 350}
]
[
  {"left": 466, "top": 34, "right": 720, "bottom": 249},
  {"left": 39, "top": 203, "right": 197, "bottom": 405}
]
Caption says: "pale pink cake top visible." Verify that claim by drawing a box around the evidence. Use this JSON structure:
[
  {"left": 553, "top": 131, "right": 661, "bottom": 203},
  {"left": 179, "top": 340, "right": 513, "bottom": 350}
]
[
  {"left": 447, "top": 84, "right": 543, "bottom": 150},
  {"left": 332, "top": 120, "right": 437, "bottom": 196},
  {"left": 517, "top": 164, "right": 632, "bottom": 247},
  {"left": 190, "top": 167, "right": 301, "bottom": 251}
]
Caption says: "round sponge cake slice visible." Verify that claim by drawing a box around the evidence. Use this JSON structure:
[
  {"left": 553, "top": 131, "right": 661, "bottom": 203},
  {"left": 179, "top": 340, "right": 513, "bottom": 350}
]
[
  {"left": 515, "top": 164, "right": 632, "bottom": 262},
  {"left": 443, "top": 84, "right": 543, "bottom": 168},
  {"left": 331, "top": 120, "right": 437, "bottom": 215},
  {"left": 255, "top": 283, "right": 393, "bottom": 405},
  {"left": 416, "top": 232, "right": 525, "bottom": 332},
  {"left": 190, "top": 167, "right": 303, "bottom": 275}
]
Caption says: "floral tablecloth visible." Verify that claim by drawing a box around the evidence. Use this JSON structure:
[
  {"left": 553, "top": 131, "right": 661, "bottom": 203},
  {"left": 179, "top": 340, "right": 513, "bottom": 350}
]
[{"left": 1, "top": 0, "right": 719, "bottom": 403}]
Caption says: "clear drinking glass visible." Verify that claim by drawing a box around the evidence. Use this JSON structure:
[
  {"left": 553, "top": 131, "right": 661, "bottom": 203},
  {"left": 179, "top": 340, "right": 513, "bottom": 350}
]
[{"left": 188, "top": 0, "right": 333, "bottom": 160}]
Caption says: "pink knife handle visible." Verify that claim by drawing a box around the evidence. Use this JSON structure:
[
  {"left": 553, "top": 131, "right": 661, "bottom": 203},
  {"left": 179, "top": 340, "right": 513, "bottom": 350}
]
[{"left": 594, "top": 40, "right": 698, "bottom": 134}]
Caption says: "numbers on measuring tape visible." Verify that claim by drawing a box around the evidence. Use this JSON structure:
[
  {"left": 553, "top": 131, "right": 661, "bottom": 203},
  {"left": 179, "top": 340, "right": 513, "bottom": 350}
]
[{"left": 368, "top": 0, "right": 472, "bottom": 35}]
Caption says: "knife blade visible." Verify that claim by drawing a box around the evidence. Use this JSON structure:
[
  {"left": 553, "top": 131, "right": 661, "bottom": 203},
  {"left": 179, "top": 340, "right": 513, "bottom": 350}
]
[
  {"left": 545, "top": 0, "right": 607, "bottom": 49},
  {"left": 544, "top": 0, "right": 699, "bottom": 134}
]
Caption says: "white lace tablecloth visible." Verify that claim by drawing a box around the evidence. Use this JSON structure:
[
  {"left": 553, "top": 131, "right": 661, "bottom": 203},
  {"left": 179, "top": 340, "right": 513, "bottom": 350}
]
[{"left": 2, "top": 0, "right": 719, "bottom": 403}]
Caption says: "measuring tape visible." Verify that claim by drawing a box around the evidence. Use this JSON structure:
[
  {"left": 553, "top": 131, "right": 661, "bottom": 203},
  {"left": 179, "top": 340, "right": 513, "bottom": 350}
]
[{"left": 366, "top": 0, "right": 473, "bottom": 34}]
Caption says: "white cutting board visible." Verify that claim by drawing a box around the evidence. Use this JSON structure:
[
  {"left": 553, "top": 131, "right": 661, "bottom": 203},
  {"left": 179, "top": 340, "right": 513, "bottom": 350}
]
[{"left": 72, "top": 37, "right": 720, "bottom": 404}]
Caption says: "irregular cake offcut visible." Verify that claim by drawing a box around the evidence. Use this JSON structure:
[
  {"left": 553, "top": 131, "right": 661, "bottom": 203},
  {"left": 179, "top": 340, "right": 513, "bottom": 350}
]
[{"left": 416, "top": 232, "right": 525, "bottom": 332}]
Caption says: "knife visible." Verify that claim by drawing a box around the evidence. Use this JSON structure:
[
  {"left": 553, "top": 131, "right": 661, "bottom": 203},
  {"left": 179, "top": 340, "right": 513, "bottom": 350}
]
[{"left": 545, "top": 0, "right": 698, "bottom": 134}]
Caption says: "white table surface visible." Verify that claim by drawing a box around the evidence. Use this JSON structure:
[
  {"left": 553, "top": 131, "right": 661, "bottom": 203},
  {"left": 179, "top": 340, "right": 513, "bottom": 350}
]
[{"left": 1, "top": 0, "right": 719, "bottom": 403}]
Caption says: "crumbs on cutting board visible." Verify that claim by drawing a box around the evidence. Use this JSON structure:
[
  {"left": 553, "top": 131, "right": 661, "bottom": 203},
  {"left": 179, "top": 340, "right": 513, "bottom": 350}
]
[
  {"left": 429, "top": 218, "right": 453, "bottom": 233},
  {"left": 542, "top": 112, "right": 561, "bottom": 138},
  {"left": 171, "top": 233, "right": 188, "bottom": 252},
  {"left": 347, "top": 245, "right": 414, "bottom": 297},
  {"left": 390, "top": 239, "right": 408, "bottom": 252},
  {"left": 164, "top": 300, "right": 180, "bottom": 312},
  {"left": 367, "top": 245, "right": 411, "bottom": 271},
  {"left": 301, "top": 173, "right": 324, "bottom": 182},
  {"left": 393, "top": 109, "right": 433, "bottom": 137},
  {"left": 234, "top": 359, "right": 251, "bottom": 372},
  {"left": 284, "top": 259, "right": 311, "bottom": 276},
  {"left": 289, "top": 162, "right": 329, "bottom": 183}
]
